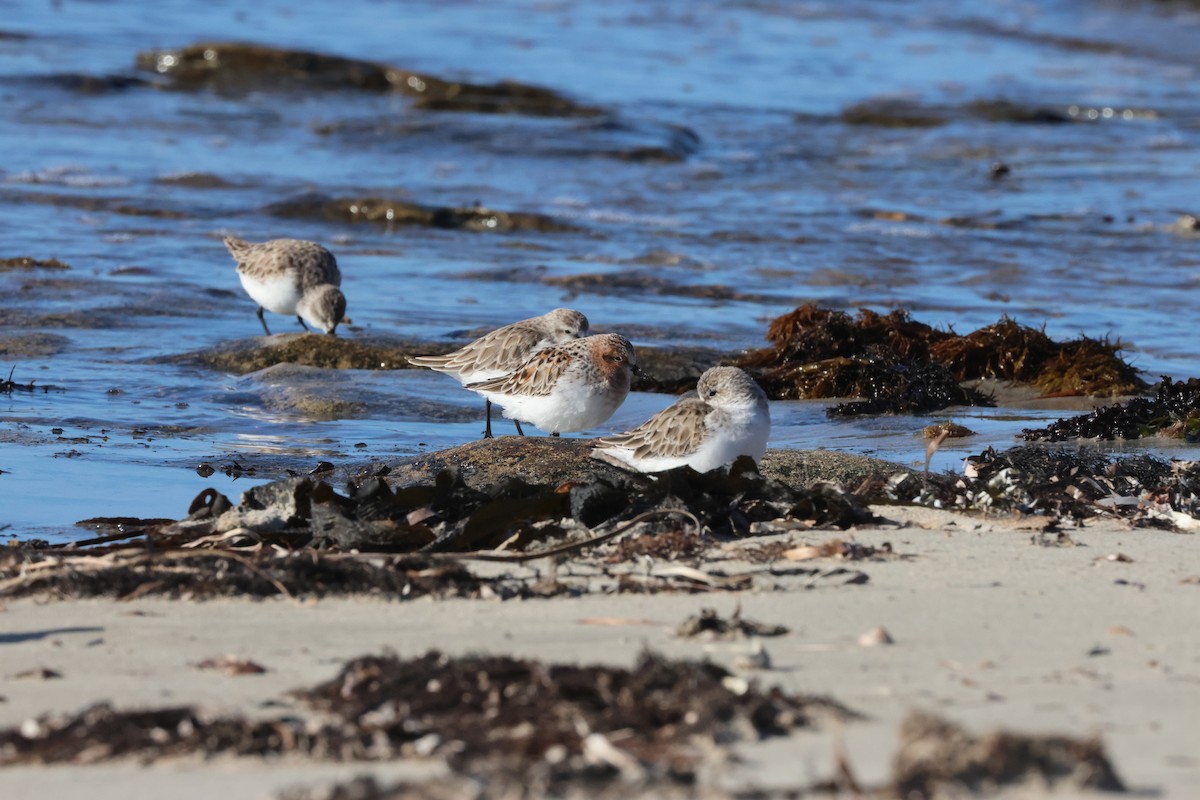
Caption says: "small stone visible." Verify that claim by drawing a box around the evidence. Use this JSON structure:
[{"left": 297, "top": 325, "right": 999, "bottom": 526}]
[{"left": 858, "top": 626, "right": 894, "bottom": 647}]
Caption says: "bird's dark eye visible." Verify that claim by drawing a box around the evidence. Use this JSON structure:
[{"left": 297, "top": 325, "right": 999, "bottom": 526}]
[{"left": 707, "top": 389, "right": 718, "bottom": 398}]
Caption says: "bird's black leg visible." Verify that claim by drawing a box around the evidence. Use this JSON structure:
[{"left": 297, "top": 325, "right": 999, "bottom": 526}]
[
  {"left": 257, "top": 307, "right": 272, "bottom": 335},
  {"left": 483, "top": 399, "right": 494, "bottom": 439},
  {"left": 296, "top": 315, "right": 310, "bottom": 332},
  {"left": 514, "top": 419, "right": 524, "bottom": 436}
]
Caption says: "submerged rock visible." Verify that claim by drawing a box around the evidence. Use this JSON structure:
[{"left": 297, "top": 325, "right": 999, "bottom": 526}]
[
  {"left": 162, "top": 332, "right": 728, "bottom": 397},
  {"left": 265, "top": 193, "right": 579, "bottom": 233},
  {"left": 135, "top": 42, "right": 598, "bottom": 116},
  {"left": 159, "top": 333, "right": 443, "bottom": 374},
  {"left": 0, "top": 332, "right": 70, "bottom": 357},
  {"left": 0, "top": 256, "right": 70, "bottom": 272},
  {"left": 316, "top": 113, "right": 700, "bottom": 164},
  {"left": 457, "top": 265, "right": 774, "bottom": 304},
  {"left": 30, "top": 73, "right": 150, "bottom": 93},
  {"left": 837, "top": 97, "right": 1072, "bottom": 128}
]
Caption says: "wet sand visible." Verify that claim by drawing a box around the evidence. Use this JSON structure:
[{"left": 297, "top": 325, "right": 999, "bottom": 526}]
[{"left": 3, "top": 505, "right": 1197, "bottom": 797}]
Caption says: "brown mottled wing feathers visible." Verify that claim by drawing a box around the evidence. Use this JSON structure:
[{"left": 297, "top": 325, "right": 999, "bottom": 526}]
[
  {"left": 229, "top": 238, "right": 339, "bottom": 289},
  {"left": 466, "top": 345, "right": 575, "bottom": 397},
  {"left": 597, "top": 393, "right": 711, "bottom": 458},
  {"left": 413, "top": 323, "right": 548, "bottom": 377}
]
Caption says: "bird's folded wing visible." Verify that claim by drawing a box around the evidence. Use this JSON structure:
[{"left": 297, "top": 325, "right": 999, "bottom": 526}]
[{"left": 595, "top": 394, "right": 710, "bottom": 458}]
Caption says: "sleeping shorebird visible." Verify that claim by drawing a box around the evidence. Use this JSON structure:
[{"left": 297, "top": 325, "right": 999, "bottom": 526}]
[
  {"left": 407, "top": 308, "right": 589, "bottom": 437},
  {"left": 464, "top": 333, "right": 637, "bottom": 437},
  {"left": 592, "top": 366, "right": 770, "bottom": 473}
]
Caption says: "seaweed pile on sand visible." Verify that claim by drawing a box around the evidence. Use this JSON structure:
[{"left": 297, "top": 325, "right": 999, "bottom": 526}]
[
  {"left": 1023, "top": 376, "right": 1200, "bottom": 442},
  {"left": 922, "top": 444, "right": 1200, "bottom": 529},
  {"left": 0, "top": 648, "right": 1122, "bottom": 798},
  {"left": 0, "top": 648, "right": 854, "bottom": 791},
  {"left": 737, "top": 304, "right": 1145, "bottom": 414},
  {"left": 0, "top": 455, "right": 878, "bottom": 601}
]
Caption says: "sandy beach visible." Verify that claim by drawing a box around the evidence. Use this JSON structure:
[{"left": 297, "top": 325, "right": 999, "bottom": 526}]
[{"left": 3, "top": 504, "right": 1197, "bottom": 798}]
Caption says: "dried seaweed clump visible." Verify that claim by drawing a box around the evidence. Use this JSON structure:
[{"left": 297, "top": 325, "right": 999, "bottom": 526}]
[
  {"left": 928, "top": 317, "right": 1056, "bottom": 384},
  {"left": 825, "top": 356, "right": 991, "bottom": 417},
  {"left": 738, "top": 305, "right": 944, "bottom": 396},
  {"left": 735, "top": 305, "right": 984, "bottom": 415},
  {"left": 890, "top": 711, "right": 1125, "bottom": 796},
  {"left": 938, "top": 444, "right": 1200, "bottom": 528},
  {"left": 0, "top": 545, "right": 502, "bottom": 602},
  {"left": 738, "top": 306, "right": 1145, "bottom": 414},
  {"left": 930, "top": 318, "right": 1144, "bottom": 396},
  {"left": 295, "top": 651, "right": 856, "bottom": 780},
  {"left": 181, "top": 458, "right": 876, "bottom": 556},
  {"left": 1024, "top": 376, "right": 1200, "bottom": 442},
  {"left": 0, "top": 650, "right": 857, "bottom": 793}
]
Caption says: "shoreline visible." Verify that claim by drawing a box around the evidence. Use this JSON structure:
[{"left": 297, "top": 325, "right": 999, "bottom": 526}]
[{"left": 3, "top": 506, "right": 1197, "bottom": 797}]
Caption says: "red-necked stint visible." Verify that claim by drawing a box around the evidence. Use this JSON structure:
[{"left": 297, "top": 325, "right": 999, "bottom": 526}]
[
  {"left": 592, "top": 366, "right": 770, "bottom": 473},
  {"left": 408, "top": 308, "right": 590, "bottom": 437},
  {"left": 223, "top": 236, "right": 346, "bottom": 335},
  {"left": 465, "top": 333, "right": 636, "bottom": 437}
]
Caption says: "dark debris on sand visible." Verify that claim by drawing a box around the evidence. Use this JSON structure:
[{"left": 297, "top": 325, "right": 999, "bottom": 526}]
[
  {"left": 934, "top": 444, "right": 1200, "bottom": 526},
  {"left": 889, "top": 710, "right": 1125, "bottom": 796},
  {"left": 0, "top": 649, "right": 856, "bottom": 790},
  {"left": 737, "top": 304, "right": 1144, "bottom": 414},
  {"left": 675, "top": 607, "right": 789, "bottom": 640},
  {"left": 0, "top": 546, "right": 510, "bottom": 602},
  {"left": 1023, "top": 376, "right": 1200, "bottom": 442},
  {"left": 0, "top": 455, "right": 879, "bottom": 601},
  {"left": 195, "top": 455, "right": 876, "bottom": 555},
  {"left": 2, "top": 658, "right": 1122, "bottom": 800}
]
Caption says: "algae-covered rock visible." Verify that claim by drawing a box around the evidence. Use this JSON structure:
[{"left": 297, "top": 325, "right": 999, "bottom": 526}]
[
  {"left": 0, "top": 256, "right": 70, "bottom": 272},
  {"left": 838, "top": 97, "right": 1071, "bottom": 128},
  {"left": 386, "top": 437, "right": 642, "bottom": 490},
  {"left": 0, "top": 333, "right": 70, "bottom": 358},
  {"left": 135, "top": 42, "right": 597, "bottom": 116},
  {"left": 164, "top": 332, "right": 727, "bottom": 397},
  {"left": 265, "top": 193, "right": 579, "bottom": 234},
  {"left": 384, "top": 436, "right": 916, "bottom": 494},
  {"left": 161, "top": 333, "right": 444, "bottom": 374}
]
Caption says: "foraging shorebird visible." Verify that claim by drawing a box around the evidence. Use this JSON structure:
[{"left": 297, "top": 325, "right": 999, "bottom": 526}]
[{"left": 223, "top": 236, "right": 346, "bottom": 335}]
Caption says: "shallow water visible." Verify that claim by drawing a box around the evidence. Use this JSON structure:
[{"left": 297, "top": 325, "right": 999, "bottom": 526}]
[{"left": 4, "top": 0, "right": 1200, "bottom": 541}]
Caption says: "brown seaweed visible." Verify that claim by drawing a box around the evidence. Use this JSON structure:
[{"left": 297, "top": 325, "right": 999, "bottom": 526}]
[
  {"left": 0, "top": 650, "right": 857, "bottom": 788},
  {"left": 889, "top": 711, "right": 1125, "bottom": 796},
  {"left": 1023, "top": 376, "right": 1200, "bottom": 441},
  {"left": 738, "top": 305, "right": 1145, "bottom": 412}
]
